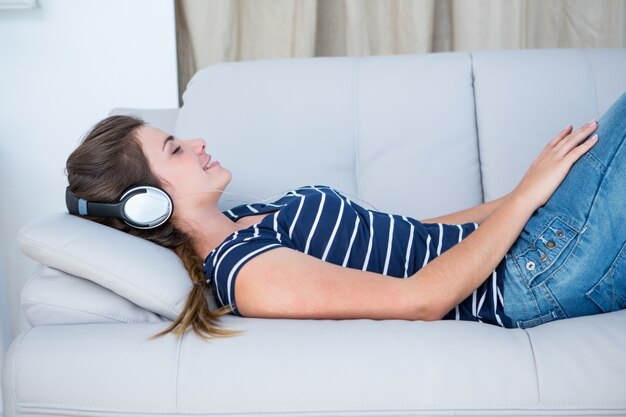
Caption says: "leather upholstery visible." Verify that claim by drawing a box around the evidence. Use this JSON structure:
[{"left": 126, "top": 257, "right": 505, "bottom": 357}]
[{"left": 5, "top": 48, "right": 626, "bottom": 417}]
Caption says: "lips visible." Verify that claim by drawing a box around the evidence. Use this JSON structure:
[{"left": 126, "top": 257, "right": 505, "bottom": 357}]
[{"left": 203, "top": 155, "right": 212, "bottom": 170}]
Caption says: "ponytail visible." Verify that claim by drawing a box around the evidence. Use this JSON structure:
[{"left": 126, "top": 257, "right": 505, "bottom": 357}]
[{"left": 147, "top": 240, "right": 244, "bottom": 341}]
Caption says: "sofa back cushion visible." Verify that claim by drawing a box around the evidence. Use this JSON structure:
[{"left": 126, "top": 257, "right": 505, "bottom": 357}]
[
  {"left": 473, "top": 48, "right": 626, "bottom": 201},
  {"left": 175, "top": 52, "right": 483, "bottom": 220}
]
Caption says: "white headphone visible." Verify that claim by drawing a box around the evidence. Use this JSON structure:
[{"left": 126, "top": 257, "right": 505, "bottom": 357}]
[{"left": 66, "top": 185, "right": 173, "bottom": 229}]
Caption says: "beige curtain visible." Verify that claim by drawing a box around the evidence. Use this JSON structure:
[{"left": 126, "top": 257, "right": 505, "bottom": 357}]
[{"left": 176, "top": 0, "right": 626, "bottom": 102}]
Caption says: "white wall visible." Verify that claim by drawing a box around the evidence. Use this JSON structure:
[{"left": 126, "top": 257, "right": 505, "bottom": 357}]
[{"left": 0, "top": 0, "right": 178, "bottom": 405}]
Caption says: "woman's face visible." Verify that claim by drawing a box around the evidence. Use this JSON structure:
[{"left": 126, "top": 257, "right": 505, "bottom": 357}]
[{"left": 136, "top": 125, "right": 232, "bottom": 211}]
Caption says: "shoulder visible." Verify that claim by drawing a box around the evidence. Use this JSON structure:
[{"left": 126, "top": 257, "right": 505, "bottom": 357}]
[{"left": 204, "top": 229, "right": 286, "bottom": 315}]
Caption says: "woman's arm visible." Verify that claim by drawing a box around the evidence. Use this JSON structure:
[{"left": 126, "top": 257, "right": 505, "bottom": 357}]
[
  {"left": 408, "top": 121, "right": 598, "bottom": 320},
  {"left": 410, "top": 192, "right": 535, "bottom": 319},
  {"left": 234, "top": 193, "right": 535, "bottom": 322},
  {"left": 235, "top": 122, "right": 597, "bottom": 322},
  {"left": 419, "top": 193, "right": 510, "bottom": 225}
]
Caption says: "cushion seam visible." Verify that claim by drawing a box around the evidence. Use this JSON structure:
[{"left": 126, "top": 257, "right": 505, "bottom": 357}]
[
  {"left": 523, "top": 328, "right": 542, "bottom": 404},
  {"left": 20, "top": 297, "right": 146, "bottom": 324}
]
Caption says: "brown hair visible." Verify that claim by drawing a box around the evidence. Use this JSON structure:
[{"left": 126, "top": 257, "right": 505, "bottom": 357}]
[{"left": 65, "top": 114, "right": 242, "bottom": 341}]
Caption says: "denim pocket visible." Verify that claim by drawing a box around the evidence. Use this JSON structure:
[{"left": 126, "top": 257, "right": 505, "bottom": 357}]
[{"left": 585, "top": 240, "right": 626, "bottom": 313}]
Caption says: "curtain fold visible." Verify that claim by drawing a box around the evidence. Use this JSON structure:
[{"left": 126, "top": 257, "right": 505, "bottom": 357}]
[
  {"left": 177, "top": 0, "right": 626, "bottom": 96},
  {"left": 343, "top": 0, "right": 437, "bottom": 55},
  {"left": 178, "top": 0, "right": 318, "bottom": 94}
]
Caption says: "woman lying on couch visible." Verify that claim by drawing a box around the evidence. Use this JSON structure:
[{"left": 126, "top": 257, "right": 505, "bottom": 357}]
[{"left": 64, "top": 91, "right": 626, "bottom": 340}]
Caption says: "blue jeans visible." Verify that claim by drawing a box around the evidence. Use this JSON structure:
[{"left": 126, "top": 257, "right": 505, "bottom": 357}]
[{"left": 503, "top": 91, "right": 626, "bottom": 329}]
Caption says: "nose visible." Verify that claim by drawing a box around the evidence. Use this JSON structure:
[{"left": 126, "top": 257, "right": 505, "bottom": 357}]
[{"left": 192, "top": 138, "right": 206, "bottom": 155}]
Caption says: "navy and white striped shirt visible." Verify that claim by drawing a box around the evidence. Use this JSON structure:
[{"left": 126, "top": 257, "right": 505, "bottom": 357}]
[{"left": 203, "top": 184, "right": 511, "bottom": 327}]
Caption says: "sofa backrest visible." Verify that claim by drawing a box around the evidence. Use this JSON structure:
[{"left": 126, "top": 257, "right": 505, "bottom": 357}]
[
  {"left": 175, "top": 52, "right": 483, "bottom": 220},
  {"left": 18, "top": 48, "right": 626, "bottom": 327},
  {"left": 472, "top": 48, "right": 626, "bottom": 201}
]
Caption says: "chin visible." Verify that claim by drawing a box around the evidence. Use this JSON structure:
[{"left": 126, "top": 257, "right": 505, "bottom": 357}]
[
  {"left": 210, "top": 169, "right": 232, "bottom": 194},
  {"left": 220, "top": 167, "right": 233, "bottom": 185}
]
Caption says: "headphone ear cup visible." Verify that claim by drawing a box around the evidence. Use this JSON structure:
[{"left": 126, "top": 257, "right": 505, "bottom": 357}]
[{"left": 119, "top": 186, "right": 173, "bottom": 229}]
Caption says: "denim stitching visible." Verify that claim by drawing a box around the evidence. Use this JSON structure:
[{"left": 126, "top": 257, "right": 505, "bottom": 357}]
[
  {"left": 584, "top": 150, "right": 607, "bottom": 174},
  {"left": 587, "top": 240, "right": 626, "bottom": 311},
  {"left": 538, "top": 283, "right": 567, "bottom": 319},
  {"left": 611, "top": 271, "right": 616, "bottom": 311}
]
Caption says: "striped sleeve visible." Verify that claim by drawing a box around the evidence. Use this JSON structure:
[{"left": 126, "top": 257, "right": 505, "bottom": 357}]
[{"left": 207, "top": 231, "right": 284, "bottom": 316}]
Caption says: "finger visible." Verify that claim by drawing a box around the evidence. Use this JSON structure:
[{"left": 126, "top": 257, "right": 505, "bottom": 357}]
[
  {"left": 548, "top": 124, "right": 573, "bottom": 147},
  {"left": 556, "top": 120, "right": 598, "bottom": 154},
  {"left": 564, "top": 134, "right": 598, "bottom": 164},
  {"left": 574, "top": 120, "right": 598, "bottom": 138}
]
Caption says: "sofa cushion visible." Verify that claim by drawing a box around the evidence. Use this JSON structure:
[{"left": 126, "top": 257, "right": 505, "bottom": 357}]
[
  {"left": 175, "top": 53, "right": 482, "bottom": 221},
  {"left": 4, "top": 311, "right": 626, "bottom": 415},
  {"left": 22, "top": 264, "right": 166, "bottom": 325},
  {"left": 473, "top": 48, "right": 626, "bottom": 201},
  {"left": 17, "top": 213, "right": 219, "bottom": 323}
]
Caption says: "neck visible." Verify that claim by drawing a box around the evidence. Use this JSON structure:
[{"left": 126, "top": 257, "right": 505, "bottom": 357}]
[{"left": 174, "top": 205, "right": 246, "bottom": 260}]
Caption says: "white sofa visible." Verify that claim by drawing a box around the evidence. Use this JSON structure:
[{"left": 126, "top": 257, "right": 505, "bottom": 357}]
[{"left": 4, "top": 48, "right": 626, "bottom": 417}]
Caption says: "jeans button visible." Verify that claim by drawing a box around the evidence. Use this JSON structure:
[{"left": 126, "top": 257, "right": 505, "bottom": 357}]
[
  {"left": 526, "top": 261, "right": 536, "bottom": 271},
  {"left": 546, "top": 241, "right": 556, "bottom": 249},
  {"left": 539, "top": 252, "right": 548, "bottom": 262},
  {"left": 556, "top": 230, "right": 564, "bottom": 238}
]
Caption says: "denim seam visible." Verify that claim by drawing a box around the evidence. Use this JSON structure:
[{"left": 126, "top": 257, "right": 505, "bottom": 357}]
[
  {"left": 538, "top": 282, "right": 567, "bottom": 319},
  {"left": 554, "top": 214, "right": 584, "bottom": 235},
  {"left": 505, "top": 265, "right": 544, "bottom": 326},
  {"left": 517, "top": 309, "right": 557, "bottom": 329},
  {"left": 587, "top": 239, "right": 626, "bottom": 310},
  {"left": 613, "top": 244, "right": 626, "bottom": 302},
  {"left": 527, "top": 288, "right": 545, "bottom": 326},
  {"left": 610, "top": 271, "right": 616, "bottom": 311},
  {"left": 584, "top": 150, "right": 607, "bottom": 175}
]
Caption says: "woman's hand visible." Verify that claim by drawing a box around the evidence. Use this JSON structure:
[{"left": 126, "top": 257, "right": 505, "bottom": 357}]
[{"left": 511, "top": 120, "right": 599, "bottom": 210}]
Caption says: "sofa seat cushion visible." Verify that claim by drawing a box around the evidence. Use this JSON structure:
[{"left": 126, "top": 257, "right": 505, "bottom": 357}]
[{"left": 4, "top": 311, "right": 626, "bottom": 416}]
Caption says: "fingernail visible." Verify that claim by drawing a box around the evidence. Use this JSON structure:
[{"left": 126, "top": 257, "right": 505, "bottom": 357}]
[
  {"left": 589, "top": 119, "right": 597, "bottom": 125},
  {"left": 590, "top": 134, "right": 598, "bottom": 141}
]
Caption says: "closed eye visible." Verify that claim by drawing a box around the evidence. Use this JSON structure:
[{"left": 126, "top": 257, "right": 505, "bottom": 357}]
[{"left": 172, "top": 145, "right": 181, "bottom": 155}]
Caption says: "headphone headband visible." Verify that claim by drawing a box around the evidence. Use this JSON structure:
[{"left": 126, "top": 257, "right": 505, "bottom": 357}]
[{"left": 65, "top": 186, "right": 173, "bottom": 229}]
